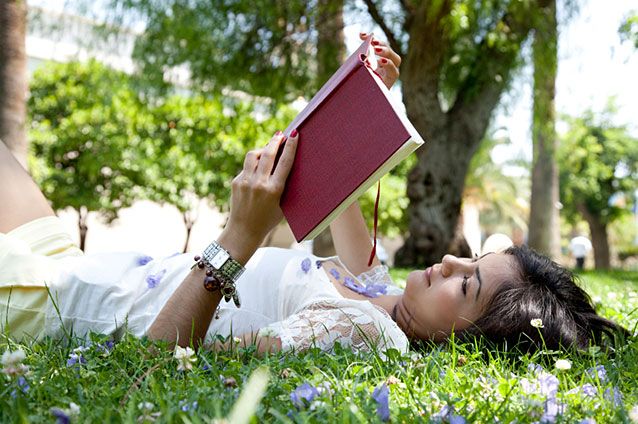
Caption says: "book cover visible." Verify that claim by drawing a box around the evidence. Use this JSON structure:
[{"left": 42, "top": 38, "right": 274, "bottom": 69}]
[{"left": 281, "top": 37, "right": 425, "bottom": 242}]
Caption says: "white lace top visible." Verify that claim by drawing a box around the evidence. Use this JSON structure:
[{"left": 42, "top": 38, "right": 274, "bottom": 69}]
[
  {"left": 41, "top": 247, "right": 408, "bottom": 354},
  {"left": 208, "top": 248, "right": 408, "bottom": 354}
]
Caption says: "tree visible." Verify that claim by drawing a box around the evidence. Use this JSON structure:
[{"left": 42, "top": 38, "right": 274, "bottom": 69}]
[
  {"left": 528, "top": 0, "right": 560, "bottom": 258},
  {"left": 73, "top": 0, "right": 552, "bottom": 265},
  {"left": 138, "top": 95, "right": 294, "bottom": 252},
  {"left": 619, "top": 11, "right": 638, "bottom": 48},
  {"left": 558, "top": 109, "right": 638, "bottom": 269},
  {"left": 28, "top": 60, "right": 146, "bottom": 250},
  {"left": 0, "top": 0, "right": 28, "bottom": 167},
  {"left": 464, "top": 136, "right": 529, "bottom": 237}
]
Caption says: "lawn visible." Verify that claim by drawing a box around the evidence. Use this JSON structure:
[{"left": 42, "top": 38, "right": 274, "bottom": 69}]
[{"left": 1, "top": 269, "right": 637, "bottom": 423}]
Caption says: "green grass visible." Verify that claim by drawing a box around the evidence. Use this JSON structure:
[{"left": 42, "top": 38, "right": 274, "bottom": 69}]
[{"left": 2, "top": 270, "right": 637, "bottom": 423}]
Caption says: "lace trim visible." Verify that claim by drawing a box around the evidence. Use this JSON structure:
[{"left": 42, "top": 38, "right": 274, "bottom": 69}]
[{"left": 258, "top": 300, "right": 408, "bottom": 355}]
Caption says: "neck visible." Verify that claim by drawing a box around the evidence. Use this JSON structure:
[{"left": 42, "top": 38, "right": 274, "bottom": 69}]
[{"left": 370, "top": 294, "right": 402, "bottom": 321}]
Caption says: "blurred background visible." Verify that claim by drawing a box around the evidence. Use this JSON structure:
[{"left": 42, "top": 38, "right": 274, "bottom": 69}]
[{"left": 1, "top": 0, "right": 636, "bottom": 270}]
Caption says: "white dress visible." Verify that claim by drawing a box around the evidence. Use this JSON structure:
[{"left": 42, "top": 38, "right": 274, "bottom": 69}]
[{"left": 43, "top": 247, "right": 408, "bottom": 354}]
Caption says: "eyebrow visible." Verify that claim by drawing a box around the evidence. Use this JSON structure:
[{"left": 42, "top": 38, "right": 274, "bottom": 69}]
[{"left": 475, "top": 265, "right": 483, "bottom": 301}]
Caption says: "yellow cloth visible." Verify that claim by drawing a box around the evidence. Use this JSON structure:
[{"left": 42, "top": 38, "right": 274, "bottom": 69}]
[{"left": 0, "top": 216, "right": 82, "bottom": 340}]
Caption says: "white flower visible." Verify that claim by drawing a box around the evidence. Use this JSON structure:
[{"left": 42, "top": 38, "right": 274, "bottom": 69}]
[
  {"left": 68, "top": 402, "right": 80, "bottom": 416},
  {"left": 233, "top": 337, "right": 242, "bottom": 344},
  {"left": 1, "top": 348, "right": 29, "bottom": 376},
  {"left": 555, "top": 359, "right": 572, "bottom": 370},
  {"left": 530, "top": 319, "right": 544, "bottom": 329},
  {"left": 138, "top": 402, "right": 155, "bottom": 411},
  {"left": 174, "top": 346, "right": 197, "bottom": 371},
  {"left": 629, "top": 405, "right": 638, "bottom": 423}
]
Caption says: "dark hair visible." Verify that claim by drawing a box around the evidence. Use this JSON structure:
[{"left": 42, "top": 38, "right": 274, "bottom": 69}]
[{"left": 456, "top": 245, "right": 629, "bottom": 352}]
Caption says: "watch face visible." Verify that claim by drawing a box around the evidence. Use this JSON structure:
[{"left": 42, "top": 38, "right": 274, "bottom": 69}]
[{"left": 211, "top": 250, "right": 230, "bottom": 269}]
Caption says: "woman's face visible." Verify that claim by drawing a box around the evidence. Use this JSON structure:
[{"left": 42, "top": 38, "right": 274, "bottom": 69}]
[{"left": 397, "top": 253, "right": 519, "bottom": 341}]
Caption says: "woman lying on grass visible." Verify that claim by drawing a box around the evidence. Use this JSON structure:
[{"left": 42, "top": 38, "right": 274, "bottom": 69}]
[{"left": 0, "top": 36, "right": 627, "bottom": 355}]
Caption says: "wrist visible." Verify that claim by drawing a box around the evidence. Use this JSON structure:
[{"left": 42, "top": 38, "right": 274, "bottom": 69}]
[{"left": 216, "top": 226, "right": 262, "bottom": 265}]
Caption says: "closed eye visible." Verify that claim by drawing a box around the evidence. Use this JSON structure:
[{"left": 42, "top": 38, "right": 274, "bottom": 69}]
[{"left": 461, "top": 275, "right": 469, "bottom": 296}]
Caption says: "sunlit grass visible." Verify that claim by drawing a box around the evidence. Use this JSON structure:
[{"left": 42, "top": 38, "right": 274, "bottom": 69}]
[{"left": 1, "top": 270, "right": 636, "bottom": 422}]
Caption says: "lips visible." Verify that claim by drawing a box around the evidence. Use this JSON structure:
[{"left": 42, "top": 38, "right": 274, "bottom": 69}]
[{"left": 425, "top": 267, "right": 432, "bottom": 287}]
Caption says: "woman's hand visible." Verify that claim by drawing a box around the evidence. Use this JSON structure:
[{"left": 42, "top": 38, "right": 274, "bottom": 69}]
[
  {"left": 360, "top": 33, "right": 401, "bottom": 89},
  {"left": 219, "top": 130, "right": 299, "bottom": 261}
]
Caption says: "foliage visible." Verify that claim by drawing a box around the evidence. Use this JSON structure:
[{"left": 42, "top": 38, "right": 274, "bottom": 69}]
[
  {"left": 464, "top": 136, "right": 529, "bottom": 235},
  {"left": 136, "top": 95, "right": 295, "bottom": 214},
  {"left": 28, "top": 59, "right": 295, "bottom": 250},
  {"left": 619, "top": 11, "right": 638, "bottom": 48},
  {"left": 98, "top": 0, "right": 319, "bottom": 102},
  {"left": 1, "top": 270, "right": 637, "bottom": 422},
  {"left": 29, "top": 60, "right": 145, "bottom": 223},
  {"left": 359, "top": 153, "right": 416, "bottom": 238},
  {"left": 558, "top": 109, "right": 638, "bottom": 226}
]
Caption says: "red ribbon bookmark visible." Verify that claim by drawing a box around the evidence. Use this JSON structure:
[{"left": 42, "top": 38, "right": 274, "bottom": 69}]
[{"left": 367, "top": 180, "right": 381, "bottom": 267}]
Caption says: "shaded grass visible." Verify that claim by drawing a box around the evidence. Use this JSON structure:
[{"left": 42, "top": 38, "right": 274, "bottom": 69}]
[{"left": 1, "top": 270, "right": 637, "bottom": 422}]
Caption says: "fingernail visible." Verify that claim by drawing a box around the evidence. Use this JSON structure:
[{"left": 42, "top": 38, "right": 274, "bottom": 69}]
[
  {"left": 275, "top": 130, "right": 282, "bottom": 136},
  {"left": 371, "top": 40, "right": 380, "bottom": 46},
  {"left": 374, "top": 47, "right": 382, "bottom": 53},
  {"left": 360, "top": 32, "right": 367, "bottom": 37},
  {"left": 291, "top": 129, "right": 298, "bottom": 138},
  {"left": 381, "top": 58, "right": 388, "bottom": 64}
]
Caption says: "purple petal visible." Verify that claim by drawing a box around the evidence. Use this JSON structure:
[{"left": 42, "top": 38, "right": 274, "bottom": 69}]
[
  {"left": 301, "top": 258, "right": 311, "bottom": 274},
  {"left": 343, "top": 277, "right": 367, "bottom": 295},
  {"left": 538, "top": 373, "right": 559, "bottom": 398},
  {"left": 315, "top": 260, "right": 323, "bottom": 269},
  {"left": 450, "top": 414, "right": 467, "bottom": 424},
  {"left": 586, "top": 365, "right": 607, "bottom": 383},
  {"left": 604, "top": 387, "right": 623, "bottom": 406},
  {"left": 329, "top": 268, "right": 340, "bottom": 280},
  {"left": 17, "top": 376, "right": 29, "bottom": 393},
  {"left": 136, "top": 255, "right": 153, "bottom": 266},
  {"left": 146, "top": 269, "right": 167, "bottom": 288},
  {"left": 372, "top": 383, "right": 390, "bottom": 422},
  {"left": 290, "top": 383, "right": 320, "bottom": 408},
  {"left": 50, "top": 408, "right": 71, "bottom": 424},
  {"left": 581, "top": 383, "right": 597, "bottom": 397},
  {"left": 363, "top": 283, "right": 388, "bottom": 298}
]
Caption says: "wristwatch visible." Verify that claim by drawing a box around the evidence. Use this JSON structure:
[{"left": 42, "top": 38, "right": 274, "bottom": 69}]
[{"left": 200, "top": 240, "right": 244, "bottom": 307}]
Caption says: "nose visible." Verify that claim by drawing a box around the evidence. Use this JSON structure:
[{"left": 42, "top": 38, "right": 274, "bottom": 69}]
[{"left": 440, "top": 254, "right": 473, "bottom": 277}]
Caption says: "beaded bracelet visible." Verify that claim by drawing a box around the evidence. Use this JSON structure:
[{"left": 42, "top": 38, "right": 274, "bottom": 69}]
[{"left": 192, "top": 255, "right": 242, "bottom": 308}]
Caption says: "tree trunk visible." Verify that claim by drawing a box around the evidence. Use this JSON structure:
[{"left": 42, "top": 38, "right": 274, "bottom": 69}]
[
  {"left": 0, "top": 0, "right": 28, "bottom": 168},
  {"left": 528, "top": 0, "right": 560, "bottom": 259},
  {"left": 578, "top": 203, "right": 610, "bottom": 269},
  {"left": 315, "top": 0, "right": 345, "bottom": 88},
  {"left": 182, "top": 210, "right": 196, "bottom": 253},
  {"left": 395, "top": 126, "right": 478, "bottom": 267},
  {"left": 310, "top": 0, "right": 344, "bottom": 257},
  {"left": 78, "top": 206, "right": 88, "bottom": 252},
  {"left": 392, "top": 0, "right": 541, "bottom": 267}
]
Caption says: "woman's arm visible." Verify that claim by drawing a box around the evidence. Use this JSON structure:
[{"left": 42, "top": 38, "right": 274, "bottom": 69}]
[
  {"left": 329, "top": 34, "right": 401, "bottom": 274},
  {"left": 147, "top": 130, "right": 299, "bottom": 347},
  {"left": 330, "top": 201, "right": 380, "bottom": 275}
]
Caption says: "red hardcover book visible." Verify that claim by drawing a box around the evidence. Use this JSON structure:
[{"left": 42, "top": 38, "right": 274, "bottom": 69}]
[{"left": 281, "top": 37, "right": 425, "bottom": 242}]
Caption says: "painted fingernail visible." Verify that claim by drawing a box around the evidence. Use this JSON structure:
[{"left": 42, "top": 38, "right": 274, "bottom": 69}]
[
  {"left": 371, "top": 40, "right": 380, "bottom": 46},
  {"left": 291, "top": 129, "right": 298, "bottom": 138},
  {"left": 381, "top": 58, "right": 388, "bottom": 64},
  {"left": 275, "top": 130, "right": 283, "bottom": 136},
  {"left": 374, "top": 47, "right": 382, "bottom": 53}
]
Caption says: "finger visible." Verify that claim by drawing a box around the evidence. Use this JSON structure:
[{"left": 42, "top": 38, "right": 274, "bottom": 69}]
[
  {"left": 359, "top": 32, "right": 370, "bottom": 41},
  {"left": 243, "top": 149, "right": 260, "bottom": 173},
  {"left": 272, "top": 129, "right": 299, "bottom": 181},
  {"left": 378, "top": 57, "right": 400, "bottom": 88},
  {"left": 256, "top": 131, "right": 285, "bottom": 175},
  {"left": 372, "top": 43, "right": 401, "bottom": 68}
]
